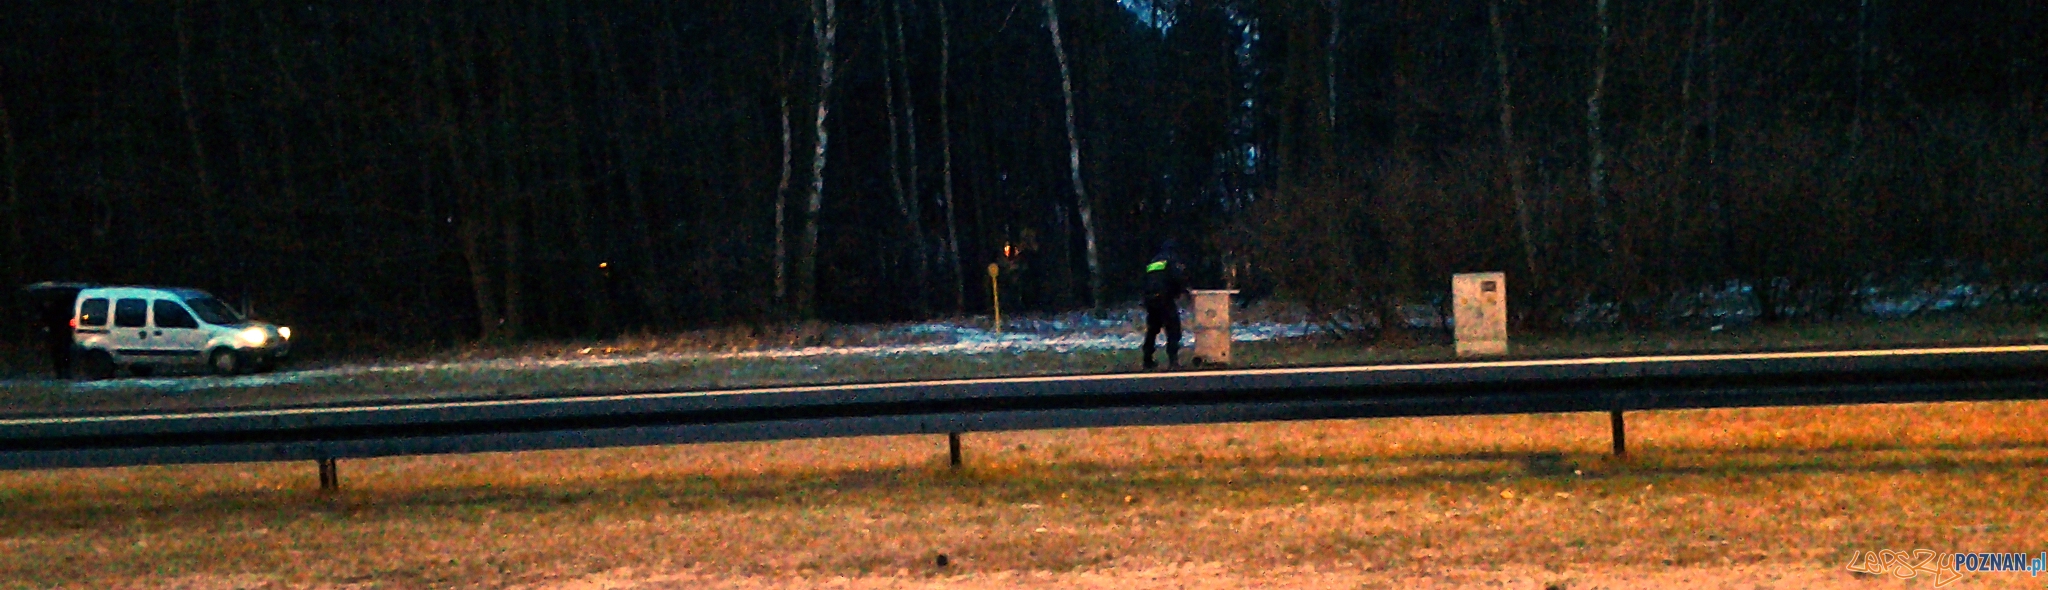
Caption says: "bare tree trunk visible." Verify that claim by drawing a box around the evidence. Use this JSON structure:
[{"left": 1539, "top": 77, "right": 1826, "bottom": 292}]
[
  {"left": 495, "top": 69, "right": 525, "bottom": 338},
  {"left": 263, "top": 10, "right": 302, "bottom": 242},
  {"left": 1043, "top": 0, "right": 1101, "bottom": 308},
  {"left": 775, "top": 94, "right": 793, "bottom": 304},
  {"left": 0, "top": 84, "right": 21, "bottom": 289},
  {"left": 1675, "top": 0, "right": 1702, "bottom": 167},
  {"left": 429, "top": 13, "right": 498, "bottom": 339},
  {"left": 937, "top": 0, "right": 964, "bottom": 313},
  {"left": 1491, "top": 1, "right": 1539, "bottom": 285},
  {"left": 1703, "top": 0, "right": 1727, "bottom": 274},
  {"left": 798, "top": 0, "right": 840, "bottom": 318},
  {"left": 893, "top": 0, "right": 930, "bottom": 312},
  {"left": 174, "top": 0, "right": 222, "bottom": 281},
  {"left": 895, "top": 1, "right": 919, "bottom": 215},
  {"left": 1586, "top": 0, "right": 1614, "bottom": 264},
  {"left": 214, "top": 0, "right": 256, "bottom": 292},
  {"left": 500, "top": 190, "right": 524, "bottom": 337},
  {"left": 93, "top": 97, "right": 124, "bottom": 257},
  {"left": 1674, "top": 0, "right": 1704, "bottom": 250},
  {"left": 552, "top": 1, "right": 609, "bottom": 334},
  {"left": 653, "top": 3, "right": 682, "bottom": 311},
  {"left": 1326, "top": 0, "right": 1340, "bottom": 134},
  {"left": 407, "top": 14, "right": 442, "bottom": 339},
  {"left": 457, "top": 216, "right": 499, "bottom": 339},
  {"left": 879, "top": 3, "right": 924, "bottom": 314},
  {"left": 590, "top": 12, "right": 659, "bottom": 326},
  {"left": 494, "top": 4, "right": 544, "bottom": 337},
  {"left": 457, "top": 6, "right": 525, "bottom": 338},
  {"left": 1849, "top": 0, "right": 1870, "bottom": 150}
]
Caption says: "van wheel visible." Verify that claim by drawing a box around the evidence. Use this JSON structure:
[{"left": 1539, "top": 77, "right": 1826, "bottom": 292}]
[
  {"left": 80, "top": 351, "right": 116, "bottom": 380},
  {"left": 209, "top": 349, "right": 243, "bottom": 376}
]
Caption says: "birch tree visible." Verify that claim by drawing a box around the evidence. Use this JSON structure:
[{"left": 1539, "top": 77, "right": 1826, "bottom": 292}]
[
  {"left": 1492, "top": 0, "right": 1539, "bottom": 284},
  {"left": 797, "top": 0, "right": 840, "bottom": 317},
  {"left": 1043, "top": 0, "right": 1103, "bottom": 308},
  {"left": 937, "top": 0, "right": 963, "bottom": 312}
]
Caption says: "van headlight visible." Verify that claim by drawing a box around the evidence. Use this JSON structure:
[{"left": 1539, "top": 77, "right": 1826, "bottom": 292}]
[
  {"left": 279, "top": 326, "right": 292, "bottom": 340},
  {"left": 238, "top": 328, "right": 270, "bottom": 346}
]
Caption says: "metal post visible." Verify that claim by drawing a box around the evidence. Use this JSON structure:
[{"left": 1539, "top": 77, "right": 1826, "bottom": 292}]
[
  {"left": 318, "top": 457, "right": 339, "bottom": 491},
  {"left": 948, "top": 432, "right": 963, "bottom": 468},
  {"left": 987, "top": 264, "right": 1002, "bottom": 333},
  {"left": 1609, "top": 409, "right": 1627, "bottom": 457}
]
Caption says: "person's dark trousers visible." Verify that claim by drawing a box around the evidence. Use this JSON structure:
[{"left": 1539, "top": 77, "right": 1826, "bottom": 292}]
[
  {"left": 44, "top": 331, "right": 71, "bottom": 379},
  {"left": 1143, "top": 298, "right": 1182, "bottom": 369}
]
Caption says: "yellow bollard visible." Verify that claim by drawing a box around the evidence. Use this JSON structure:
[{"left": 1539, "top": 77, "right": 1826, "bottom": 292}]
[{"left": 987, "top": 263, "right": 1002, "bottom": 333}]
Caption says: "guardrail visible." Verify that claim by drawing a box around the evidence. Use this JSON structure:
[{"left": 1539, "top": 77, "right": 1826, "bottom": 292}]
[{"left": 4, "top": 345, "right": 2046, "bottom": 489}]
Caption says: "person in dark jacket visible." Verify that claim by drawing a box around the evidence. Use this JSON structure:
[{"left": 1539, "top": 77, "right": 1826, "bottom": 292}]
[
  {"left": 30, "top": 293, "right": 74, "bottom": 379},
  {"left": 1141, "top": 240, "right": 1190, "bottom": 370}
]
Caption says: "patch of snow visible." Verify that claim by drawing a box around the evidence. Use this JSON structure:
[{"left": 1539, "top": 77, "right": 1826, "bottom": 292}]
[
  {"left": 1663, "top": 281, "right": 1761, "bottom": 328},
  {"left": 1560, "top": 260, "right": 2029, "bottom": 328},
  {"left": 1232, "top": 322, "right": 1318, "bottom": 341},
  {"left": 1563, "top": 297, "right": 1622, "bottom": 329},
  {"left": 48, "top": 370, "right": 323, "bottom": 393},
  {"left": 1397, "top": 304, "right": 1445, "bottom": 330}
]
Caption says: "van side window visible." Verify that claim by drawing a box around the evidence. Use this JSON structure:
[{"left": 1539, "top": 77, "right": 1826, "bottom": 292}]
[
  {"left": 154, "top": 300, "right": 199, "bottom": 329},
  {"left": 79, "top": 298, "right": 109, "bottom": 327},
  {"left": 114, "top": 299, "right": 148, "bottom": 328}
]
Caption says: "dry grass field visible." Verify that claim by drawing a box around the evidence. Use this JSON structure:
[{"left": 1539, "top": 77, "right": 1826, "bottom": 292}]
[{"left": 2, "top": 399, "right": 2045, "bottom": 588}]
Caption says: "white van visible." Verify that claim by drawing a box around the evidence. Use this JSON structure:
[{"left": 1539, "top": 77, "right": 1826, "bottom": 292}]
[{"left": 71, "top": 286, "right": 292, "bottom": 378}]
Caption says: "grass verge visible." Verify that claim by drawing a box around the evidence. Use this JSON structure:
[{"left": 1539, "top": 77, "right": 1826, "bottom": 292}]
[{"left": 0, "top": 400, "right": 2042, "bottom": 588}]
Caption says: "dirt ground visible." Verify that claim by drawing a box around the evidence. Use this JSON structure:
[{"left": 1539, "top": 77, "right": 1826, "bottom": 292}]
[
  {"left": 148, "top": 563, "right": 1978, "bottom": 589},
  {"left": 533, "top": 565, "right": 1950, "bottom": 590}
]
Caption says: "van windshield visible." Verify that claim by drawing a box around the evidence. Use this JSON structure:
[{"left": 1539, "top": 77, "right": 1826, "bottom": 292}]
[{"left": 185, "top": 297, "right": 244, "bottom": 325}]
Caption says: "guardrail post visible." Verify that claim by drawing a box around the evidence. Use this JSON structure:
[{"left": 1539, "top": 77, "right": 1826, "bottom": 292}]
[
  {"left": 1609, "top": 409, "right": 1627, "bottom": 458},
  {"left": 948, "top": 432, "right": 963, "bottom": 468},
  {"left": 317, "top": 458, "right": 339, "bottom": 491}
]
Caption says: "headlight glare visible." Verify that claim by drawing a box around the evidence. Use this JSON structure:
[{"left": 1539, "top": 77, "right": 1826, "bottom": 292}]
[
  {"left": 238, "top": 328, "right": 269, "bottom": 346},
  {"left": 279, "top": 327, "right": 292, "bottom": 340}
]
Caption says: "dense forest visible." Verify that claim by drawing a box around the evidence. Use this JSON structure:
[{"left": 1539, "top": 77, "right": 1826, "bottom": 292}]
[{"left": 1, "top": 0, "right": 2042, "bottom": 349}]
